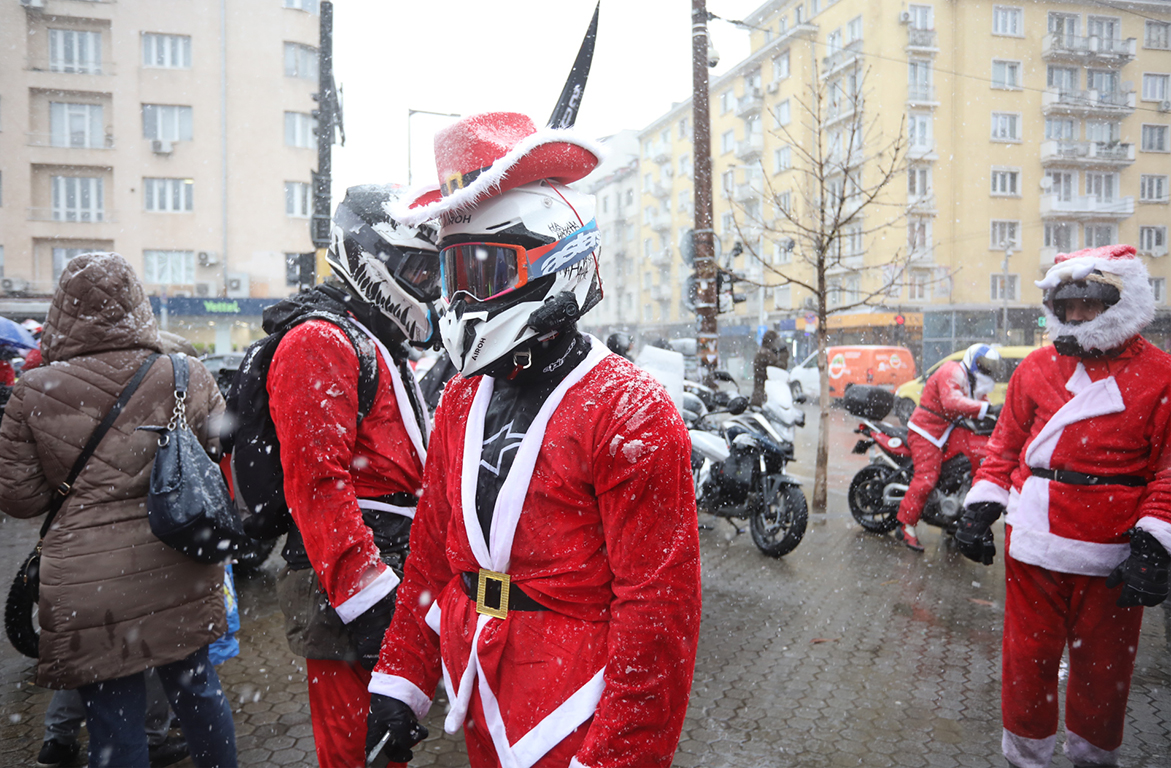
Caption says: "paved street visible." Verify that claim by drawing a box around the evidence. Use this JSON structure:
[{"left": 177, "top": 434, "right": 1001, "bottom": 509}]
[{"left": 2, "top": 404, "right": 1169, "bottom": 767}]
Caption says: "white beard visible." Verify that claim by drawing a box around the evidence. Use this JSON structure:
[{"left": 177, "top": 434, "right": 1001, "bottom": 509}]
[
  {"left": 1037, "top": 255, "right": 1155, "bottom": 354},
  {"left": 973, "top": 371, "right": 995, "bottom": 399}
]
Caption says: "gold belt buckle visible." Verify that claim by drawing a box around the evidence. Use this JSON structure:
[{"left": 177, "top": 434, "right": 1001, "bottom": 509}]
[{"left": 475, "top": 568, "right": 511, "bottom": 619}]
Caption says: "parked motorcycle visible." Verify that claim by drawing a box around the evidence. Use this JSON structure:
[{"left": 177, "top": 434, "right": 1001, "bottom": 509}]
[
  {"left": 686, "top": 371, "right": 808, "bottom": 558},
  {"left": 843, "top": 385, "right": 995, "bottom": 537}
]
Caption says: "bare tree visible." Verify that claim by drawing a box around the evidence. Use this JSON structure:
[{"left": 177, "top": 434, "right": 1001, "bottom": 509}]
[{"left": 725, "top": 61, "right": 915, "bottom": 513}]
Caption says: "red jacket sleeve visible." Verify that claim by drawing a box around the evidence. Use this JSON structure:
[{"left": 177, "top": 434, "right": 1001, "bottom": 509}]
[{"left": 932, "top": 361, "right": 987, "bottom": 420}]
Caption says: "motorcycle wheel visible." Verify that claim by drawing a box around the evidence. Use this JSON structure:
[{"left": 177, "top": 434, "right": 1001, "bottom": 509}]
[
  {"left": 749, "top": 478, "right": 808, "bottom": 558},
  {"left": 848, "top": 465, "right": 900, "bottom": 533},
  {"left": 233, "top": 536, "right": 279, "bottom": 576}
]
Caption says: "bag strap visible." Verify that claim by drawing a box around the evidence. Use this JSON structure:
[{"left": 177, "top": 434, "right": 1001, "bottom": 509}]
[
  {"left": 41, "top": 352, "right": 161, "bottom": 539},
  {"left": 166, "top": 354, "right": 191, "bottom": 430}
]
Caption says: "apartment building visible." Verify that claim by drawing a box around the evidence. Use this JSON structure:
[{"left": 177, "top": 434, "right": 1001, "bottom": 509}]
[
  {"left": 0, "top": 0, "right": 321, "bottom": 326},
  {"left": 635, "top": 0, "right": 1171, "bottom": 369}
]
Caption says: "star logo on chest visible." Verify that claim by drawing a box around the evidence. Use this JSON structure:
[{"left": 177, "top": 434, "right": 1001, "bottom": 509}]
[{"left": 480, "top": 420, "right": 526, "bottom": 476}]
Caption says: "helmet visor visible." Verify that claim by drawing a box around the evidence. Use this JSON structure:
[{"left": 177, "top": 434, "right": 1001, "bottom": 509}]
[{"left": 395, "top": 249, "right": 443, "bottom": 302}]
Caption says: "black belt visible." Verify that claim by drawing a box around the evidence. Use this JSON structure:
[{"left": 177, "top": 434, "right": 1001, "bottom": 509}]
[
  {"left": 1031, "top": 468, "right": 1148, "bottom": 488},
  {"left": 461, "top": 571, "right": 549, "bottom": 618}
]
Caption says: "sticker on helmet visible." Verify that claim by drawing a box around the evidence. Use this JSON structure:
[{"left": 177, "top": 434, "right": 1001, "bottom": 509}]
[{"left": 531, "top": 220, "right": 600, "bottom": 277}]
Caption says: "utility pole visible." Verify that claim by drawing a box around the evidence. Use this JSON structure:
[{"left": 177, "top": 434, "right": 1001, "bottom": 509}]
[
  {"left": 1001, "top": 242, "right": 1013, "bottom": 344},
  {"left": 309, "top": 1, "right": 339, "bottom": 284},
  {"left": 692, "top": 0, "right": 718, "bottom": 382}
]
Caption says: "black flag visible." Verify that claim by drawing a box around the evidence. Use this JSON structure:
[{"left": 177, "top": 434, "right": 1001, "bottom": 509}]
[{"left": 547, "top": 2, "right": 599, "bottom": 130}]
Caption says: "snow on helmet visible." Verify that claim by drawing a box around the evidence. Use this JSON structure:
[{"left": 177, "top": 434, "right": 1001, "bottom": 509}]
[
  {"left": 962, "top": 343, "right": 1001, "bottom": 379},
  {"left": 326, "top": 184, "right": 441, "bottom": 346},
  {"left": 1035, "top": 244, "right": 1153, "bottom": 357},
  {"left": 437, "top": 180, "right": 602, "bottom": 377}
]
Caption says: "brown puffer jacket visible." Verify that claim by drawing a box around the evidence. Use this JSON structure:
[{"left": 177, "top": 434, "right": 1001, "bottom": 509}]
[{"left": 0, "top": 253, "right": 227, "bottom": 690}]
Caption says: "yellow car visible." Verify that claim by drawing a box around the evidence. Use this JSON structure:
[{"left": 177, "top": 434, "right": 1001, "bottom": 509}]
[{"left": 891, "top": 345, "right": 1040, "bottom": 424}]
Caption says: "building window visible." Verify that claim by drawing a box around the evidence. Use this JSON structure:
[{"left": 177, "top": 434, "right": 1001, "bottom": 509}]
[
  {"left": 284, "top": 111, "right": 317, "bottom": 148},
  {"left": 721, "top": 170, "right": 735, "bottom": 195},
  {"left": 720, "top": 90, "right": 733, "bottom": 114},
  {"left": 1140, "top": 174, "right": 1169, "bottom": 203},
  {"left": 144, "top": 178, "right": 193, "bottom": 212},
  {"left": 1046, "top": 170, "right": 1076, "bottom": 201},
  {"left": 992, "top": 6, "right": 1022, "bottom": 36},
  {"left": 774, "top": 100, "right": 792, "bottom": 130},
  {"left": 777, "top": 191, "right": 791, "bottom": 214},
  {"left": 678, "top": 189, "right": 689, "bottom": 212},
  {"left": 1047, "top": 65, "right": 1078, "bottom": 92},
  {"left": 991, "top": 112, "right": 1021, "bottom": 142},
  {"left": 1143, "top": 74, "right": 1170, "bottom": 102},
  {"left": 1045, "top": 117, "right": 1076, "bottom": 140},
  {"left": 846, "top": 15, "right": 863, "bottom": 44},
  {"left": 908, "top": 218, "right": 931, "bottom": 252},
  {"left": 720, "top": 130, "right": 735, "bottom": 154},
  {"left": 49, "top": 29, "right": 101, "bottom": 74},
  {"left": 1087, "top": 16, "right": 1120, "bottom": 42},
  {"left": 909, "top": 113, "right": 932, "bottom": 149},
  {"left": 50, "top": 103, "right": 104, "bottom": 148},
  {"left": 991, "top": 168, "right": 1020, "bottom": 196},
  {"left": 143, "top": 250, "right": 195, "bottom": 284},
  {"left": 679, "top": 154, "right": 691, "bottom": 176},
  {"left": 909, "top": 269, "right": 931, "bottom": 300},
  {"left": 1140, "top": 226, "right": 1167, "bottom": 255},
  {"left": 284, "top": 42, "right": 318, "bottom": 79},
  {"left": 990, "top": 220, "right": 1020, "bottom": 249},
  {"left": 285, "top": 181, "right": 311, "bottom": 217},
  {"left": 908, "top": 59, "right": 932, "bottom": 98},
  {"left": 908, "top": 166, "right": 930, "bottom": 198},
  {"left": 1146, "top": 21, "right": 1171, "bottom": 50},
  {"left": 1049, "top": 12, "right": 1079, "bottom": 41},
  {"left": 992, "top": 60, "right": 1021, "bottom": 89},
  {"left": 1045, "top": 222, "right": 1076, "bottom": 252},
  {"left": 773, "top": 50, "right": 790, "bottom": 81},
  {"left": 142, "top": 33, "right": 191, "bottom": 69},
  {"left": 721, "top": 211, "right": 735, "bottom": 233},
  {"left": 284, "top": 0, "right": 319, "bottom": 11},
  {"left": 774, "top": 145, "right": 791, "bottom": 173},
  {"left": 678, "top": 117, "right": 690, "bottom": 140},
  {"left": 52, "top": 248, "right": 87, "bottom": 280},
  {"left": 1085, "top": 171, "right": 1118, "bottom": 202},
  {"left": 142, "top": 104, "right": 194, "bottom": 141},
  {"left": 1142, "top": 124, "right": 1169, "bottom": 152},
  {"left": 1084, "top": 223, "right": 1116, "bottom": 248},
  {"left": 909, "top": 5, "right": 933, "bottom": 30},
  {"left": 991, "top": 274, "right": 1019, "bottom": 301},
  {"left": 1153, "top": 278, "right": 1167, "bottom": 303},
  {"left": 52, "top": 176, "right": 104, "bottom": 222},
  {"left": 285, "top": 253, "right": 303, "bottom": 285}
]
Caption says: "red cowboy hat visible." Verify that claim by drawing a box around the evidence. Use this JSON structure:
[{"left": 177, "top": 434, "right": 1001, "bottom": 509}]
[{"left": 395, "top": 112, "right": 604, "bottom": 226}]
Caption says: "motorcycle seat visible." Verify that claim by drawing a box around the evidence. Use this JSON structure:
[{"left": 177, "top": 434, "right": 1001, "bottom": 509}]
[{"left": 878, "top": 424, "right": 909, "bottom": 442}]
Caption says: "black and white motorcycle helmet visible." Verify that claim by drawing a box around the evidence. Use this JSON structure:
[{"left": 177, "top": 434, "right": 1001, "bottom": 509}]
[
  {"left": 326, "top": 184, "right": 441, "bottom": 346},
  {"left": 437, "top": 180, "right": 602, "bottom": 377}
]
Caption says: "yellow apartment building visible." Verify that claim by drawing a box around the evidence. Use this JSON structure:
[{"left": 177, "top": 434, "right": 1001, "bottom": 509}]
[{"left": 634, "top": 0, "right": 1171, "bottom": 371}]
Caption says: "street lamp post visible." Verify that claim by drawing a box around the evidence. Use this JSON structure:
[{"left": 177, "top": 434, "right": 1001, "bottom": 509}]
[
  {"left": 1000, "top": 241, "right": 1013, "bottom": 344},
  {"left": 407, "top": 109, "right": 460, "bottom": 187}
]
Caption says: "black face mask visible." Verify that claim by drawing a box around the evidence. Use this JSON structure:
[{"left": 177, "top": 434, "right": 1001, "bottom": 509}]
[{"left": 1053, "top": 335, "right": 1114, "bottom": 358}]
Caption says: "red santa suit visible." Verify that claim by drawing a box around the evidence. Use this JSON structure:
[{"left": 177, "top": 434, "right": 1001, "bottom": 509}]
[
  {"left": 897, "top": 360, "right": 990, "bottom": 527},
  {"left": 270, "top": 316, "right": 428, "bottom": 768},
  {"left": 370, "top": 338, "right": 702, "bottom": 768}
]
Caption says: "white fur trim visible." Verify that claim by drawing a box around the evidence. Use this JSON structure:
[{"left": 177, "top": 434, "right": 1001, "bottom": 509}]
[
  {"left": 907, "top": 418, "right": 954, "bottom": 449},
  {"left": 1036, "top": 253, "right": 1154, "bottom": 353},
  {"left": 1007, "top": 526, "right": 1130, "bottom": 577},
  {"left": 357, "top": 498, "right": 416, "bottom": 520},
  {"left": 352, "top": 318, "right": 429, "bottom": 463},
  {"left": 1065, "top": 729, "right": 1120, "bottom": 766},
  {"left": 1137, "top": 516, "right": 1171, "bottom": 558},
  {"left": 392, "top": 129, "right": 608, "bottom": 227},
  {"left": 511, "top": 667, "right": 606, "bottom": 768},
  {"left": 966, "top": 479, "right": 1010, "bottom": 508},
  {"left": 976, "top": 401, "right": 989, "bottom": 420},
  {"left": 568, "top": 760, "right": 588, "bottom": 768},
  {"left": 1003, "top": 729, "right": 1057, "bottom": 768},
  {"left": 368, "top": 673, "right": 433, "bottom": 719},
  {"left": 335, "top": 566, "right": 400, "bottom": 624},
  {"left": 1024, "top": 370, "right": 1124, "bottom": 470}
]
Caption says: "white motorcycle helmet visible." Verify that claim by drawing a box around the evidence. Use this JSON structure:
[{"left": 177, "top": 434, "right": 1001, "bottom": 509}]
[
  {"left": 437, "top": 180, "right": 602, "bottom": 377},
  {"left": 325, "top": 184, "right": 441, "bottom": 346}
]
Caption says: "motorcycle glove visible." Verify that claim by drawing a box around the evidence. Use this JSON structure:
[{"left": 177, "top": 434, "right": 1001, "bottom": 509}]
[
  {"left": 347, "top": 591, "right": 395, "bottom": 671},
  {"left": 987, "top": 403, "right": 1003, "bottom": 417},
  {"left": 955, "top": 501, "right": 1005, "bottom": 566},
  {"left": 365, "top": 694, "right": 428, "bottom": 765},
  {"left": 1105, "top": 528, "right": 1170, "bottom": 608}
]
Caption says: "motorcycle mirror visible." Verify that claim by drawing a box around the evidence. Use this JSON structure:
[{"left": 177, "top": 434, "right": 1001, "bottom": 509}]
[{"left": 727, "top": 396, "right": 750, "bottom": 415}]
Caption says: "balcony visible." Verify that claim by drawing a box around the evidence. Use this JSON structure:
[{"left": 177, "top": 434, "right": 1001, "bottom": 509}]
[
  {"left": 907, "top": 142, "right": 937, "bottom": 161},
  {"left": 907, "top": 84, "right": 938, "bottom": 106},
  {"left": 1040, "top": 139, "right": 1135, "bottom": 167},
  {"left": 29, "top": 207, "right": 115, "bottom": 223},
  {"left": 649, "top": 141, "right": 671, "bottom": 165},
  {"left": 1042, "top": 33, "right": 1137, "bottom": 65},
  {"left": 648, "top": 211, "right": 672, "bottom": 233},
  {"left": 735, "top": 88, "right": 763, "bottom": 118},
  {"left": 821, "top": 41, "right": 864, "bottom": 78},
  {"left": 824, "top": 101, "right": 859, "bottom": 128},
  {"left": 733, "top": 183, "right": 758, "bottom": 204},
  {"left": 1039, "top": 193, "right": 1134, "bottom": 219},
  {"left": 27, "top": 132, "right": 115, "bottom": 149},
  {"left": 734, "top": 133, "right": 763, "bottom": 161},
  {"left": 906, "top": 27, "right": 937, "bottom": 52},
  {"left": 649, "top": 248, "right": 673, "bottom": 267},
  {"left": 907, "top": 194, "right": 937, "bottom": 214},
  {"left": 649, "top": 283, "right": 672, "bottom": 301},
  {"left": 647, "top": 179, "right": 672, "bottom": 199},
  {"left": 1041, "top": 88, "right": 1136, "bottom": 117}
]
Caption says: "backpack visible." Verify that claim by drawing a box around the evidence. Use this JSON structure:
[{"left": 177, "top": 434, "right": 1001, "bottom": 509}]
[{"left": 223, "top": 308, "right": 379, "bottom": 540}]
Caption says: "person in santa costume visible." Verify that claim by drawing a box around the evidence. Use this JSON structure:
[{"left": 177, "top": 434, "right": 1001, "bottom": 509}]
[
  {"left": 894, "top": 342, "right": 1001, "bottom": 551},
  {"left": 267, "top": 184, "right": 436, "bottom": 768},
  {"left": 363, "top": 112, "right": 702, "bottom": 768},
  {"left": 955, "top": 243, "right": 1171, "bottom": 768}
]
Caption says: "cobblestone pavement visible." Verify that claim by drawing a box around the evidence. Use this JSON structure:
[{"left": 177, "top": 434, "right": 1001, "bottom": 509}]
[{"left": 2, "top": 405, "right": 1169, "bottom": 767}]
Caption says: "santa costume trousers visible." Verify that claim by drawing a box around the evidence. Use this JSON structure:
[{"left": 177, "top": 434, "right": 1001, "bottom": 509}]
[
  {"left": 1001, "top": 550, "right": 1143, "bottom": 768},
  {"left": 306, "top": 658, "right": 405, "bottom": 768},
  {"left": 897, "top": 429, "right": 986, "bottom": 527}
]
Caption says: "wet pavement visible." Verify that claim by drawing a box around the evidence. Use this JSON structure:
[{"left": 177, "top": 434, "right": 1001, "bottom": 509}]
[{"left": 2, "top": 404, "right": 1169, "bottom": 767}]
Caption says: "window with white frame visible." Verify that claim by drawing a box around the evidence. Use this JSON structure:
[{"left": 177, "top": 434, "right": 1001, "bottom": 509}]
[
  {"left": 909, "top": 113, "right": 932, "bottom": 149},
  {"left": 52, "top": 176, "right": 104, "bottom": 222},
  {"left": 721, "top": 211, "right": 734, "bottom": 233},
  {"left": 721, "top": 170, "right": 735, "bottom": 195},
  {"left": 1084, "top": 223, "right": 1116, "bottom": 247},
  {"left": 1049, "top": 12, "right": 1079, "bottom": 42},
  {"left": 1152, "top": 277, "right": 1167, "bottom": 303},
  {"left": 678, "top": 117, "right": 690, "bottom": 140},
  {"left": 991, "top": 112, "right": 1021, "bottom": 141},
  {"left": 720, "top": 130, "right": 734, "bottom": 154},
  {"left": 142, "top": 33, "right": 191, "bottom": 69},
  {"left": 1143, "top": 74, "right": 1170, "bottom": 102},
  {"left": 285, "top": 181, "right": 311, "bottom": 217},
  {"left": 284, "top": 112, "right": 317, "bottom": 148},
  {"left": 284, "top": 0, "right": 319, "bottom": 11},
  {"left": 909, "top": 5, "right": 933, "bottom": 30},
  {"left": 909, "top": 269, "right": 931, "bottom": 300},
  {"left": 142, "top": 104, "right": 193, "bottom": 141},
  {"left": 777, "top": 191, "right": 791, "bottom": 214},
  {"left": 827, "top": 29, "right": 843, "bottom": 56},
  {"left": 144, "top": 178, "right": 193, "bottom": 212},
  {"left": 1045, "top": 117, "right": 1076, "bottom": 140},
  {"left": 990, "top": 220, "right": 1020, "bottom": 249},
  {"left": 1047, "top": 65, "right": 1078, "bottom": 91},
  {"left": 720, "top": 90, "right": 733, "bottom": 114},
  {"left": 773, "top": 50, "right": 790, "bottom": 82},
  {"left": 675, "top": 190, "right": 687, "bottom": 213},
  {"left": 643, "top": 238, "right": 652, "bottom": 257},
  {"left": 1085, "top": 120, "right": 1121, "bottom": 143},
  {"left": 775, "top": 100, "right": 791, "bottom": 129},
  {"left": 991, "top": 274, "right": 1019, "bottom": 300},
  {"left": 991, "top": 168, "right": 1020, "bottom": 196},
  {"left": 1140, "top": 174, "right": 1169, "bottom": 202},
  {"left": 52, "top": 248, "right": 88, "bottom": 280},
  {"left": 992, "top": 60, "right": 1021, "bottom": 89},
  {"left": 775, "top": 240, "right": 792, "bottom": 265},
  {"left": 1086, "top": 171, "right": 1118, "bottom": 202},
  {"left": 49, "top": 29, "right": 101, "bottom": 74},
  {"left": 679, "top": 154, "right": 691, "bottom": 176},
  {"left": 283, "top": 42, "right": 318, "bottom": 79},
  {"left": 846, "top": 15, "right": 863, "bottom": 43},
  {"left": 143, "top": 250, "right": 195, "bottom": 284},
  {"left": 843, "top": 273, "right": 861, "bottom": 303},
  {"left": 992, "top": 6, "right": 1022, "bottom": 36},
  {"left": 843, "top": 226, "right": 864, "bottom": 256},
  {"left": 827, "top": 277, "right": 842, "bottom": 306},
  {"left": 1045, "top": 222, "right": 1076, "bottom": 252},
  {"left": 1142, "top": 124, "right": 1169, "bottom": 152},
  {"left": 908, "top": 59, "right": 932, "bottom": 96},
  {"left": 774, "top": 284, "right": 792, "bottom": 308},
  {"left": 908, "top": 218, "right": 931, "bottom": 252},
  {"left": 908, "top": 166, "right": 930, "bottom": 198},
  {"left": 774, "top": 145, "right": 791, "bottom": 173},
  {"left": 1046, "top": 170, "right": 1076, "bottom": 201},
  {"left": 50, "top": 103, "right": 104, "bottom": 148},
  {"left": 1146, "top": 21, "right": 1171, "bottom": 50},
  {"left": 1087, "top": 16, "right": 1120, "bottom": 42},
  {"left": 660, "top": 127, "right": 671, "bottom": 145},
  {"left": 1140, "top": 225, "right": 1167, "bottom": 255},
  {"left": 643, "top": 173, "right": 652, "bottom": 191}
]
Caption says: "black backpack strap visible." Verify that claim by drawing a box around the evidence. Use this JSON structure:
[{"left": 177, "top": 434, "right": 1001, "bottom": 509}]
[{"left": 42, "top": 352, "right": 161, "bottom": 538}]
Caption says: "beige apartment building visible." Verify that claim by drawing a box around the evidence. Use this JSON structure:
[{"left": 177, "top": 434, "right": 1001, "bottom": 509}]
[
  {"left": 634, "top": 0, "right": 1171, "bottom": 371},
  {"left": 0, "top": 0, "right": 323, "bottom": 347}
]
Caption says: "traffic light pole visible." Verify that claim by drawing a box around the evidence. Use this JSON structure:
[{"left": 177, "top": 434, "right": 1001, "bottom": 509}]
[
  {"left": 308, "top": 1, "right": 337, "bottom": 285},
  {"left": 692, "top": 0, "right": 718, "bottom": 382}
]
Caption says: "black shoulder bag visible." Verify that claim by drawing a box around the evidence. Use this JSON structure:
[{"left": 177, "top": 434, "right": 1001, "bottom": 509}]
[{"left": 4, "top": 353, "right": 160, "bottom": 658}]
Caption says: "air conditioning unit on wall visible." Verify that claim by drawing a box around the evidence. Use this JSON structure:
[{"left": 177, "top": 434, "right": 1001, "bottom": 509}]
[
  {"left": 899, "top": 11, "right": 912, "bottom": 23},
  {"left": 226, "top": 272, "right": 250, "bottom": 298},
  {"left": 194, "top": 281, "right": 216, "bottom": 297},
  {"left": 151, "top": 139, "right": 174, "bottom": 154},
  {"left": 1160, "top": 100, "right": 1171, "bottom": 113},
  {"left": 197, "top": 251, "right": 219, "bottom": 267},
  {"left": 1, "top": 277, "right": 30, "bottom": 294}
]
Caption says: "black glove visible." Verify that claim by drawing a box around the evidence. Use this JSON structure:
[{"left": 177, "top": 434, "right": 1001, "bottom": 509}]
[
  {"left": 347, "top": 592, "right": 395, "bottom": 671},
  {"left": 1105, "top": 529, "right": 1170, "bottom": 607},
  {"left": 365, "top": 694, "right": 428, "bottom": 765},
  {"left": 955, "top": 501, "right": 1004, "bottom": 565},
  {"left": 987, "top": 403, "right": 1003, "bottom": 417}
]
